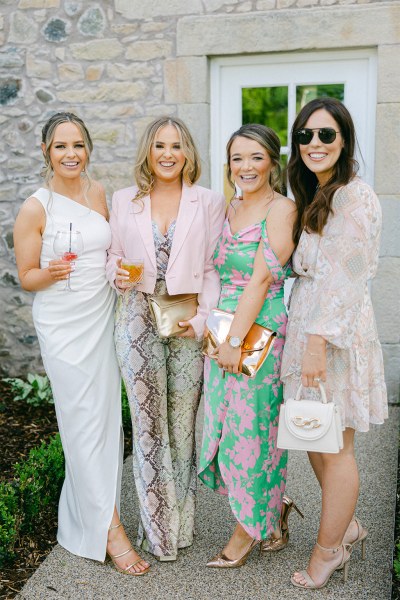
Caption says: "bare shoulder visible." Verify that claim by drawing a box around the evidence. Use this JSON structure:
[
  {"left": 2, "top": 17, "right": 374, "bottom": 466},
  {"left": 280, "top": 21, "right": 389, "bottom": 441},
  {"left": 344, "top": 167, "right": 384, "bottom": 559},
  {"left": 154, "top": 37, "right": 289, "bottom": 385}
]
[
  {"left": 269, "top": 193, "right": 297, "bottom": 220},
  {"left": 17, "top": 195, "right": 45, "bottom": 220},
  {"left": 87, "top": 179, "right": 109, "bottom": 218}
]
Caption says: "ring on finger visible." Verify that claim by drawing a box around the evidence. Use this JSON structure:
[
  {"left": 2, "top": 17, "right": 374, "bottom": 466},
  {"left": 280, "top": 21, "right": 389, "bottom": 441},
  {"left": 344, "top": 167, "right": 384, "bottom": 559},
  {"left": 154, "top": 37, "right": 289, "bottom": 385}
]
[{"left": 313, "top": 377, "right": 321, "bottom": 382}]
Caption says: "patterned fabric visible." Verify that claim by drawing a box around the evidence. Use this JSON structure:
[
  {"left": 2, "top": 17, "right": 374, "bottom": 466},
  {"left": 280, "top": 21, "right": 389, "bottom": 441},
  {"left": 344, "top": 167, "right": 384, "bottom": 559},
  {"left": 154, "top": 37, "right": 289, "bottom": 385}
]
[
  {"left": 281, "top": 178, "right": 388, "bottom": 432},
  {"left": 198, "top": 217, "right": 291, "bottom": 540},
  {"left": 115, "top": 220, "right": 204, "bottom": 558}
]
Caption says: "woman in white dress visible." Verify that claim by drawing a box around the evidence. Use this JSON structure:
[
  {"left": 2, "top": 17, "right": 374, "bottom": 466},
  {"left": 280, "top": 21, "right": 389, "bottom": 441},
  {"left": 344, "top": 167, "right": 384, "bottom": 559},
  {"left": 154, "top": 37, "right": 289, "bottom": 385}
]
[{"left": 13, "top": 112, "right": 150, "bottom": 576}]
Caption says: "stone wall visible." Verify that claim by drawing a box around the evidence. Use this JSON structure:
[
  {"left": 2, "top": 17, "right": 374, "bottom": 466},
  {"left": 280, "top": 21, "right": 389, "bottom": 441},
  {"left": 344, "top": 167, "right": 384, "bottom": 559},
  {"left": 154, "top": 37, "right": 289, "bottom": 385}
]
[{"left": 0, "top": 0, "right": 399, "bottom": 400}]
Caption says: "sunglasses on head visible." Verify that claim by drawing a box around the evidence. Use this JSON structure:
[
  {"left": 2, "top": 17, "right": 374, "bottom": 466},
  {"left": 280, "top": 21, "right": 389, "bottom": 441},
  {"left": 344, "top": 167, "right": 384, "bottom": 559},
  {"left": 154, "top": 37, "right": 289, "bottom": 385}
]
[{"left": 293, "top": 127, "right": 340, "bottom": 145}]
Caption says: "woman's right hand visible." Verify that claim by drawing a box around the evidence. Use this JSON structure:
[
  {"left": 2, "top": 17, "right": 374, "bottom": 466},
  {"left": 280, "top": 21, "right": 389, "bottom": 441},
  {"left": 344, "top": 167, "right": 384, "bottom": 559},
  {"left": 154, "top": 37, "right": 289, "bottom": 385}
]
[
  {"left": 47, "top": 259, "right": 72, "bottom": 282},
  {"left": 115, "top": 257, "right": 133, "bottom": 290}
]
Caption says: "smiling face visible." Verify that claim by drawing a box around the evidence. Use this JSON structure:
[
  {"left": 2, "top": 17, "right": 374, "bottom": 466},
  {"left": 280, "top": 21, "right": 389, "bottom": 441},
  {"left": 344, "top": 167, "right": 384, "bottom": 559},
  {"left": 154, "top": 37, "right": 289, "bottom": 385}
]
[
  {"left": 299, "top": 108, "right": 343, "bottom": 185},
  {"left": 149, "top": 124, "right": 186, "bottom": 184},
  {"left": 229, "top": 136, "right": 273, "bottom": 200},
  {"left": 43, "top": 121, "right": 87, "bottom": 180}
]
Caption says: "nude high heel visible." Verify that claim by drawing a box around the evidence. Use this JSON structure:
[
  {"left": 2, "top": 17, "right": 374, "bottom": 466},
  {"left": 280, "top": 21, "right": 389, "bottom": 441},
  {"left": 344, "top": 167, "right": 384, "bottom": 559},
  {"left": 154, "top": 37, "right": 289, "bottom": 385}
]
[
  {"left": 106, "top": 522, "right": 150, "bottom": 576},
  {"left": 260, "top": 495, "right": 304, "bottom": 553},
  {"left": 346, "top": 517, "right": 368, "bottom": 560},
  {"left": 206, "top": 538, "right": 260, "bottom": 568},
  {"left": 290, "top": 543, "right": 351, "bottom": 590}
]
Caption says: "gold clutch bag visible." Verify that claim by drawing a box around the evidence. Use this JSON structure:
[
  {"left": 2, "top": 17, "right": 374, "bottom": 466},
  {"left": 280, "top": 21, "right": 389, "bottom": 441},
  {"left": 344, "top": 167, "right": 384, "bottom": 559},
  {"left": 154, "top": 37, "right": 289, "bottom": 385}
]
[
  {"left": 148, "top": 293, "right": 198, "bottom": 338},
  {"left": 202, "top": 308, "right": 276, "bottom": 378}
]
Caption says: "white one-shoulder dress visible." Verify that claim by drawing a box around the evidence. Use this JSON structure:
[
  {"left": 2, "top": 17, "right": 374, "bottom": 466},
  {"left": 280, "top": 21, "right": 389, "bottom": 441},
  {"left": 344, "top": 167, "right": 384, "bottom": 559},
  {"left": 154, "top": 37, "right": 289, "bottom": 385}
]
[{"left": 31, "top": 188, "right": 123, "bottom": 561}]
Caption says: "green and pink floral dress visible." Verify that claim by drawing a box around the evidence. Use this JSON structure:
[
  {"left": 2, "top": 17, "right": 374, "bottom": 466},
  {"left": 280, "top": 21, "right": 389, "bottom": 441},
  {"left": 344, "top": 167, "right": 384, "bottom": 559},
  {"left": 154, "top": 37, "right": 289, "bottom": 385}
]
[{"left": 198, "top": 216, "right": 291, "bottom": 540}]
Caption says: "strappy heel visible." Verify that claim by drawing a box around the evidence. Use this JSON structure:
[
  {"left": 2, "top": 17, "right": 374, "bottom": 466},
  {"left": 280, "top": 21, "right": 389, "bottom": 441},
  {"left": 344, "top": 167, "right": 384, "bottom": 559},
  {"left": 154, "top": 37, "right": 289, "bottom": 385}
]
[
  {"left": 260, "top": 495, "right": 304, "bottom": 553},
  {"left": 206, "top": 538, "right": 260, "bottom": 568},
  {"left": 290, "top": 542, "right": 351, "bottom": 590},
  {"left": 346, "top": 517, "right": 368, "bottom": 560},
  {"left": 107, "top": 522, "right": 150, "bottom": 576}
]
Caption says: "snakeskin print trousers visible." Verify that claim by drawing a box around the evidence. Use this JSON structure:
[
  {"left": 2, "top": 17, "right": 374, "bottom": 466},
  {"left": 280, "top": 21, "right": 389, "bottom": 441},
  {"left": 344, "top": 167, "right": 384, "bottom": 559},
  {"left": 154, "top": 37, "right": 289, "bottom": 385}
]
[{"left": 114, "top": 281, "right": 204, "bottom": 558}]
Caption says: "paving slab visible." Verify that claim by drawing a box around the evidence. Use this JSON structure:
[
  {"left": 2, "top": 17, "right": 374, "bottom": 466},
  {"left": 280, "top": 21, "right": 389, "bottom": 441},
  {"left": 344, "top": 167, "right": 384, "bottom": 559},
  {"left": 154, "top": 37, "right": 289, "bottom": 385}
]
[{"left": 19, "top": 404, "right": 399, "bottom": 600}]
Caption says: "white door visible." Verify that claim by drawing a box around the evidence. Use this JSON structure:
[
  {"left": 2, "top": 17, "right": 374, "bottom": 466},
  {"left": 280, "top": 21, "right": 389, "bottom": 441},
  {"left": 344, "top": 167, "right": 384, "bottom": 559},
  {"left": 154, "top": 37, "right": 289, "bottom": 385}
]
[{"left": 210, "top": 49, "right": 377, "bottom": 197}]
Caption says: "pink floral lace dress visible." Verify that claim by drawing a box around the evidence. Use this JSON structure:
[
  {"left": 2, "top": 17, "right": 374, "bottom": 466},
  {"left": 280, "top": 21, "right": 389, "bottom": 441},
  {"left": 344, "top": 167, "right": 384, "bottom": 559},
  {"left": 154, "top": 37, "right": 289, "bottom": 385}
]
[
  {"left": 198, "top": 217, "right": 291, "bottom": 540},
  {"left": 281, "top": 178, "right": 388, "bottom": 432}
]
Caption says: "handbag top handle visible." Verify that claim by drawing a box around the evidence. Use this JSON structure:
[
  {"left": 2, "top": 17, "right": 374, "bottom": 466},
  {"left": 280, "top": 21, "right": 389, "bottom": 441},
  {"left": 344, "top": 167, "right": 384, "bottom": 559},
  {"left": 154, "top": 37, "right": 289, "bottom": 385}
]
[{"left": 295, "top": 383, "right": 329, "bottom": 404}]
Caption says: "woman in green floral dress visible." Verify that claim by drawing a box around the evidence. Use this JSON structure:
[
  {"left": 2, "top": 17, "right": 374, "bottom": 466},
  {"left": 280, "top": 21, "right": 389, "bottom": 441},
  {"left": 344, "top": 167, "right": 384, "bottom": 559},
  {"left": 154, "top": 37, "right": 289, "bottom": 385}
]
[{"left": 198, "top": 124, "right": 296, "bottom": 568}]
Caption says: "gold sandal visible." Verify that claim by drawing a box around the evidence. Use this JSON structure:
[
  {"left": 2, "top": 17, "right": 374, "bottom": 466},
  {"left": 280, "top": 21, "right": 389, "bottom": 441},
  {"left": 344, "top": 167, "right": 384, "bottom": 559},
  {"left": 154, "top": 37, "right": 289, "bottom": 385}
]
[
  {"left": 261, "top": 495, "right": 304, "bottom": 553},
  {"left": 107, "top": 522, "right": 150, "bottom": 576},
  {"left": 206, "top": 538, "right": 260, "bottom": 568}
]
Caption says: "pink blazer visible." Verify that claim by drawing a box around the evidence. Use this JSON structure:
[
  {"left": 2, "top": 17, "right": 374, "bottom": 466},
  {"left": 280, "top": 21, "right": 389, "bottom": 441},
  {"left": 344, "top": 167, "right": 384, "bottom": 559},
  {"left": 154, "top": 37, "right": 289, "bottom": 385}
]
[{"left": 106, "top": 182, "right": 226, "bottom": 340}]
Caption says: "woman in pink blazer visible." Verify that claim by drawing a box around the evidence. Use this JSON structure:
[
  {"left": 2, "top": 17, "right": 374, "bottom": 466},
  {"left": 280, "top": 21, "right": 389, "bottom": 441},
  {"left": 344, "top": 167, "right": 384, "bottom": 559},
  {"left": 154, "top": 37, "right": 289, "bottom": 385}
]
[{"left": 106, "top": 116, "right": 225, "bottom": 562}]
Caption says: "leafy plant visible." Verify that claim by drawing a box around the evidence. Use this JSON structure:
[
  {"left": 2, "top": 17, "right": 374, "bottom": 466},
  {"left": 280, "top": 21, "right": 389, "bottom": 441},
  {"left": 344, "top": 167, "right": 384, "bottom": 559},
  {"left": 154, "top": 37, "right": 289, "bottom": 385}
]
[
  {"left": 0, "top": 482, "right": 19, "bottom": 565},
  {"left": 15, "top": 434, "right": 64, "bottom": 534},
  {"left": 121, "top": 380, "right": 131, "bottom": 431},
  {"left": 3, "top": 373, "right": 53, "bottom": 407}
]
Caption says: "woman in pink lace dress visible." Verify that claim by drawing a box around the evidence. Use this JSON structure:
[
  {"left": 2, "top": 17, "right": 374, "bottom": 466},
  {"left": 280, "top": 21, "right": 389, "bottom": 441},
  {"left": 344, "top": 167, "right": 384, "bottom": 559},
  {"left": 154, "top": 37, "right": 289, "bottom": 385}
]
[{"left": 281, "top": 98, "right": 387, "bottom": 590}]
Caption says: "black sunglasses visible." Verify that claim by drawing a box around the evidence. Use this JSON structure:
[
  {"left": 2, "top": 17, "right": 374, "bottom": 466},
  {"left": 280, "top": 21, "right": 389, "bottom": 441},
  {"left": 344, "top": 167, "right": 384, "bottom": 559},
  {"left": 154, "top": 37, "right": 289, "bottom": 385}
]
[{"left": 293, "top": 127, "right": 340, "bottom": 145}]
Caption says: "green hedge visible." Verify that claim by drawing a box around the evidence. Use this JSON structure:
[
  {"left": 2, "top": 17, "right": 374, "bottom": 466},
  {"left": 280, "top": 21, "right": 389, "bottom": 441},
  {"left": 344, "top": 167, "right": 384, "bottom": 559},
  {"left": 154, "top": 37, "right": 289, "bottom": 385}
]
[{"left": 0, "top": 434, "right": 64, "bottom": 566}]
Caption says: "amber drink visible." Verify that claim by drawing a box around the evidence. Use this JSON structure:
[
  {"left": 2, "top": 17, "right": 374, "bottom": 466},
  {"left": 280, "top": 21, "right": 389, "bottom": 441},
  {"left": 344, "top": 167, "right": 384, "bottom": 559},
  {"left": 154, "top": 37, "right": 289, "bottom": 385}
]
[{"left": 121, "top": 258, "right": 144, "bottom": 284}]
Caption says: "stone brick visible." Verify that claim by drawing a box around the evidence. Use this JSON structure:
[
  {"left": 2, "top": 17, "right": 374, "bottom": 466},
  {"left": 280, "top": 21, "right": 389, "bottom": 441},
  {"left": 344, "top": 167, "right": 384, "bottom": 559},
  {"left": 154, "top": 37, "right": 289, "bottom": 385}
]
[
  {"left": 115, "top": 0, "right": 202, "bottom": 19},
  {"left": 77, "top": 6, "right": 106, "bottom": 37},
  {"left": 8, "top": 11, "right": 39, "bottom": 44},
  {"left": 177, "top": 4, "right": 400, "bottom": 55},
  {"left": 90, "top": 123, "right": 126, "bottom": 145},
  {"left": 141, "top": 22, "right": 169, "bottom": 33},
  {"left": 375, "top": 103, "right": 400, "bottom": 196},
  {"left": 35, "top": 88, "right": 55, "bottom": 103},
  {"left": 57, "top": 80, "right": 146, "bottom": 103},
  {"left": 125, "top": 40, "right": 173, "bottom": 62},
  {"left": 277, "top": 0, "right": 296, "bottom": 6},
  {"left": 204, "top": 0, "right": 240, "bottom": 10},
  {"left": 297, "top": 0, "right": 319, "bottom": 6},
  {"left": 71, "top": 39, "right": 124, "bottom": 61},
  {"left": 378, "top": 45, "right": 400, "bottom": 104},
  {"left": 26, "top": 54, "right": 53, "bottom": 78},
  {"left": 379, "top": 196, "right": 400, "bottom": 258},
  {"left": 255, "top": 0, "right": 276, "bottom": 9},
  {"left": 0, "top": 78, "right": 21, "bottom": 106},
  {"left": 236, "top": 1, "right": 253, "bottom": 11},
  {"left": 18, "top": 0, "right": 60, "bottom": 7},
  {"left": 110, "top": 23, "right": 138, "bottom": 35},
  {"left": 85, "top": 65, "right": 104, "bottom": 81},
  {"left": 372, "top": 257, "right": 400, "bottom": 344},
  {"left": 106, "top": 62, "right": 154, "bottom": 81},
  {"left": 64, "top": 1, "right": 83, "bottom": 16},
  {"left": 177, "top": 103, "right": 210, "bottom": 187},
  {"left": 164, "top": 57, "right": 208, "bottom": 104},
  {"left": 0, "top": 48, "right": 24, "bottom": 68},
  {"left": 58, "top": 62, "right": 84, "bottom": 81},
  {"left": 42, "top": 17, "right": 69, "bottom": 42},
  {"left": 0, "top": 184, "right": 18, "bottom": 202}
]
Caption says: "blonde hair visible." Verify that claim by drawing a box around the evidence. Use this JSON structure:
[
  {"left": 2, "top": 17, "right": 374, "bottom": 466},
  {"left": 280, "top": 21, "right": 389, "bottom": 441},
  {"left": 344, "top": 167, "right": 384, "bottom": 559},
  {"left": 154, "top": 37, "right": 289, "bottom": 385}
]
[
  {"left": 133, "top": 116, "right": 201, "bottom": 203},
  {"left": 41, "top": 112, "right": 93, "bottom": 206}
]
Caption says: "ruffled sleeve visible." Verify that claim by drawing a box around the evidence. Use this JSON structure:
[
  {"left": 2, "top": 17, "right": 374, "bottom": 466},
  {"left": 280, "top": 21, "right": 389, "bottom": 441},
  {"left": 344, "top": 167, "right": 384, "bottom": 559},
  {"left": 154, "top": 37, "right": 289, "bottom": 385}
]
[{"left": 305, "top": 180, "right": 381, "bottom": 348}]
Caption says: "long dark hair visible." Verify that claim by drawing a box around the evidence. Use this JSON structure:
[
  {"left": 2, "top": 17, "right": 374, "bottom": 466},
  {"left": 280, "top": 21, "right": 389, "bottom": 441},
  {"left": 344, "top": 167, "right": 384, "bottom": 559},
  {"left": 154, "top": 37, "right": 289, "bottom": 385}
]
[{"left": 288, "top": 97, "right": 358, "bottom": 244}]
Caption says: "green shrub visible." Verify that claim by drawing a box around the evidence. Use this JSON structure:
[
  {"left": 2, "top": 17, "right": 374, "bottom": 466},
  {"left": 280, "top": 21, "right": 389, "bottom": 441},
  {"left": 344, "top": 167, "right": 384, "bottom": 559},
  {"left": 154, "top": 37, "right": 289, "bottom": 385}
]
[
  {"left": 3, "top": 373, "right": 53, "bottom": 407},
  {"left": 14, "top": 434, "right": 64, "bottom": 534},
  {"left": 0, "top": 482, "right": 19, "bottom": 566},
  {"left": 121, "top": 380, "right": 131, "bottom": 430}
]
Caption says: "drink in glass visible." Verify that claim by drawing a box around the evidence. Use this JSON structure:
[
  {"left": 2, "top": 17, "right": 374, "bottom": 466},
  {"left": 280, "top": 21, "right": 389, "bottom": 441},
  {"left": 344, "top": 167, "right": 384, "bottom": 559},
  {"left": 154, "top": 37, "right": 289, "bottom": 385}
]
[{"left": 120, "top": 258, "right": 144, "bottom": 284}]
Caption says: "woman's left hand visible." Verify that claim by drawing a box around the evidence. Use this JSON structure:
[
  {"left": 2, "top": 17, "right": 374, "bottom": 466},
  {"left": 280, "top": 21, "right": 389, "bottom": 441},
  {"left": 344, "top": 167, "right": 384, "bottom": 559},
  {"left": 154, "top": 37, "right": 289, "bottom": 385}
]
[
  {"left": 217, "top": 341, "right": 241, "bottom": 374},
  {"left": 301, "top": 335, "right": 327, "bottom": 388},
  {"left": 176, "top": 321, "right": 196, "bottom": 338}
]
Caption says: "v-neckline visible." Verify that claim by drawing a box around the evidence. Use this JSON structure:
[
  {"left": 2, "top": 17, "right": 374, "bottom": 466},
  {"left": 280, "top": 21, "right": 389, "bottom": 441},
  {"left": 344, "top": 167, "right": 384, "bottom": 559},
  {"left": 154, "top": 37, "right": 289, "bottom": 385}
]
[{"left": 226, "top": 217, "right": 264, "bottom": 237}]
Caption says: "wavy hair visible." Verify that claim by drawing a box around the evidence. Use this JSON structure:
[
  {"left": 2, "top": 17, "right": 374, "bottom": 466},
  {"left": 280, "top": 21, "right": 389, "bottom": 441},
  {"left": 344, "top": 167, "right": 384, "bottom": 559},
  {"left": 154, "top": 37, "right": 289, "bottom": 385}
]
[
  {"left": 133, "top": 116, "right": 201, "bottom": 203},
  {"left": 288, "top": 97, "right": 359, "bottom": 245},
  {"left": 41, "top": 112, "right": 93, "bottom": 202},
  {"left": 226, "top": 123, "right": 283, "bottom": 198}
]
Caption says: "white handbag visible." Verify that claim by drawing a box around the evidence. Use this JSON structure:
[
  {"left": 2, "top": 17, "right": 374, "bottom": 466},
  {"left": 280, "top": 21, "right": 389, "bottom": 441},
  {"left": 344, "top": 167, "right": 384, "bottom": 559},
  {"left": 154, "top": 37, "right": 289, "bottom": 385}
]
[{"left": 277, "top": 383, "right": 343, "bottom": 454}]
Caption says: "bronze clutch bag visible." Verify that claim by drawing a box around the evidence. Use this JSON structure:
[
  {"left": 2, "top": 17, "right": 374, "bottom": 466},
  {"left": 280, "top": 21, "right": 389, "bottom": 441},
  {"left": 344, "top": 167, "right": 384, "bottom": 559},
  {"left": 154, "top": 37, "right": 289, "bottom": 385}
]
[
  {"left": 202, "top": 308, "right": 276, "bottom": 378},
  {"left": 148, "top": 293, "right": 198, "bottom": 338}
]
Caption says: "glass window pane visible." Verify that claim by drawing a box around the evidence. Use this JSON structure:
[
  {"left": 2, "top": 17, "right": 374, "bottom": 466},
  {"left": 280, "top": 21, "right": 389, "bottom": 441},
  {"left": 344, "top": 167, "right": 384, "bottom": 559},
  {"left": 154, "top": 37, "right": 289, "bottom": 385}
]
[
  {"left": 296, "top": 84, "right": 344, "bottom": 112},
  {"left": 242, "top": 86, "right": 288, "bottom": 147}
]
